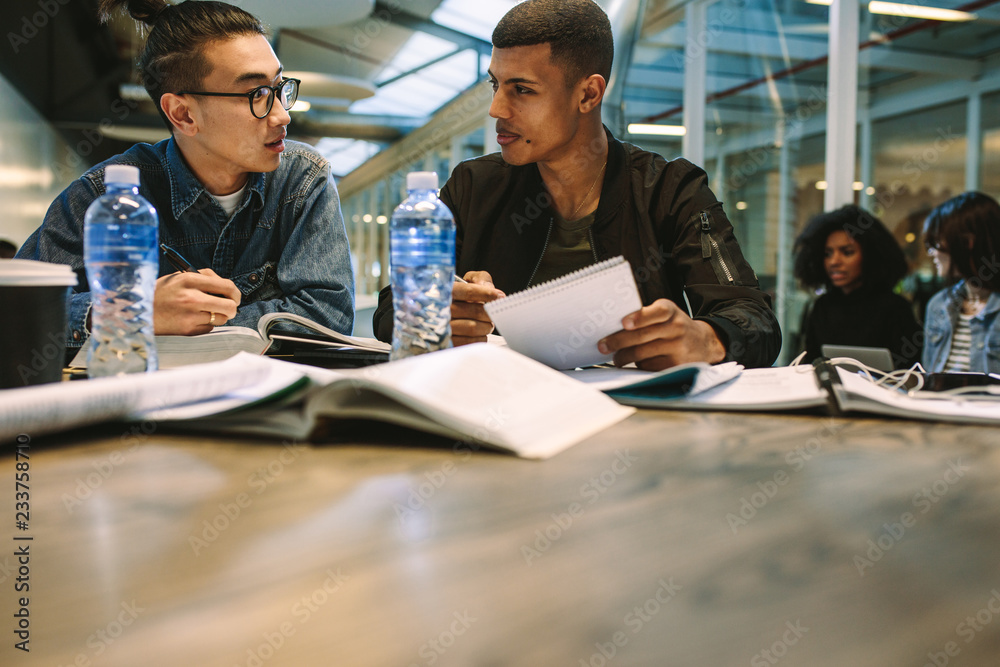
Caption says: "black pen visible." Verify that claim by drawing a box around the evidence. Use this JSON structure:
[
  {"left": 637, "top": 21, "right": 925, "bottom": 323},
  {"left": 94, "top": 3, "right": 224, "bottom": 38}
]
[{"left": 160, "top": 243, "right": 199, "bottom": 273}]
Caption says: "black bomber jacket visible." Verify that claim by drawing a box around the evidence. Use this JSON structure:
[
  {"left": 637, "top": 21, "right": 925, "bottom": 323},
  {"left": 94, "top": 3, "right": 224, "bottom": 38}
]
[{"left": 373, "top": 128, "right": 781, "bottom": 368}]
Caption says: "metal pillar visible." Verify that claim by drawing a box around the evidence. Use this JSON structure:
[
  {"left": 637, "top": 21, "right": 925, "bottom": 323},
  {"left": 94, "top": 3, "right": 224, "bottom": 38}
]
[
  {"left": 967, "top": 92, "right": 982, "bottom": 191},
  {"left": 859, "top": 96, "right": 873, "bottom": 211},
  {"left": 776, "top": 127, "right": 793, "bottom": 365},
  {"left": 484, "top": 116, "right": 499, "bottom": 155},
  {"left": 450, "top": 134, "right": 464, "bottom": 173},
  {"left": 824, "top": 0, "right": 859, "bottom": 210},
  {"left": 683, "top": 0, "right": 708, "bottom": 166},
  {"left": 600, "top": 0, "right": 647, "bottom": 137}
]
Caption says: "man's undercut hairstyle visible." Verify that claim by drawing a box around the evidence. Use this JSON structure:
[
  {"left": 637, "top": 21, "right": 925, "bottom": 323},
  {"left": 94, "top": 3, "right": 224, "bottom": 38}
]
[
  {"left": 98, "top": 0, "right": 266, "bottom": 130},
  {"left": 492, "top": 0, "right": 614, "bottom": 86},
  {"left": 924, "top": 191, "right": 1000, "bottom": 291}
]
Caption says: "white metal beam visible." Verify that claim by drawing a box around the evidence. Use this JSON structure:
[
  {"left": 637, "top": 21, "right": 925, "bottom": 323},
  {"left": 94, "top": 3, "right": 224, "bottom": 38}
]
[
  {"left": 967, "top": 91, "right": 982, "bottom": 191},
  {"left": 867, "top": 63, "right": 1000, "bottom": 121},
  {"left": 865, "top": 48, "right": 982, "bottom": 79},
  {"left": 638, "top": 24, "right": 980, "bottom": 78},
  {"left": 626, "top": 66, "right": 811, "bottom": 100},
  {"left": 683, "top": 0, "right": 708, "bottom": 165},
  {"left": 824, "top": 0, "right": 859, "bottom": 210},
  {"left": 859, "top": 104, "right": 873, "bottom": 210},
  {"left": 625, "top": 100, "right": 779, "bottom": 124},
  {"left": 640, "top": 25, "right": 827, "bottom": 62},
  {"left": 775, "top": 129, "right": 792, "bottom": 364}
]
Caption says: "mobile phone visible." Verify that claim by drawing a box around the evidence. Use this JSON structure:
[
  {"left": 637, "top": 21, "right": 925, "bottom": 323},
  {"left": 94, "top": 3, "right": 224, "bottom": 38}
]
[{"left": 921, "top": 372, "right": 1000, "bottom": 392}]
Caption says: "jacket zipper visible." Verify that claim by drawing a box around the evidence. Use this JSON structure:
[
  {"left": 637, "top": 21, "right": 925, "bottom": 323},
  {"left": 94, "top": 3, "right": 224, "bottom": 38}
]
[
  {"left": 700, "top": 211, "right": 735, "bottom": 284},
  {"left": 526, "top": 216, "right": 555, "bottom": 287},
  {"left": 587, "top": 226, "right": 599, "bottom": 263}
]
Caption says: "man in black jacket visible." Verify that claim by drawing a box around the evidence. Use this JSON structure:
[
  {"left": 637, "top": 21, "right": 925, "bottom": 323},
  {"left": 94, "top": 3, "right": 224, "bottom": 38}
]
[{"left": 374, "top": 0, "right": 780, "bottom": 369}]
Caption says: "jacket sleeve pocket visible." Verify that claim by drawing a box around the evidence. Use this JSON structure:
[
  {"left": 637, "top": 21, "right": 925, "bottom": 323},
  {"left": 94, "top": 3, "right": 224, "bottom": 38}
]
[
  {"left": 695, "top": 206, "right": 742, "bottom": 286},
  {"left": 231, "top": 261, "right": 282, "bottom": 303}
]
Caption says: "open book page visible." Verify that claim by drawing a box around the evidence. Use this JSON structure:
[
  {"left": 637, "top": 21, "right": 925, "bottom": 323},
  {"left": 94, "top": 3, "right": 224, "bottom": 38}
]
[
  {"left": 135, "top": 355, "right": 314, "bottom": 421},
  {"left": 314, "top": 343, "right": 635, "bottom": 459},
  {"left": 835, "top": 368, "right": 1000, "bottom": 424},
  {"left": 70, "top": 313, "right": 388, "bottom": 370},
  {"left": 0, "top": 355, "right": 284, "bottom": 442},
  {"left": 566, "top": 362, "right": 742, "bottom": 399},
  {"left": 69, "top": 327, "right": 271, "bottom": 369},
  {"left": 567, "top": 366, "right": 658, "bottom": 388},
  {"left": 484, "top": 256, "right": 642, "bottom": 370},
  {"left": 651, "top": 365, "right": 829, "bottom": 411},
  {"left": 257, "top": 312, "right": 389, "bottom": 352}
]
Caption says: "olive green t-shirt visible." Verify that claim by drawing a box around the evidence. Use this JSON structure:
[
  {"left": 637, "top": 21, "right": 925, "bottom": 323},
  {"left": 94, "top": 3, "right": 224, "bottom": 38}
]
[{"left": 528, "top": 211, "right": 597, "bottom": 287}]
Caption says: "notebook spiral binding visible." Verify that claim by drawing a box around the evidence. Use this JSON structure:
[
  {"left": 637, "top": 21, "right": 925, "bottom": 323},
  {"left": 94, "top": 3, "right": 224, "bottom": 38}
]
[{"left": 486, "top": 256, "right": 632, "bottom": 313}]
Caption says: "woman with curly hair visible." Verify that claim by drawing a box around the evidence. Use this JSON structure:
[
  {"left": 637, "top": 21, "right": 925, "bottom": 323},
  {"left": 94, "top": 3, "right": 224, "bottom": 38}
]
[
  {"left": 794, "top": 205, "right": 921, "bottom": 368},
  {"left": 922, "top": 192, "right": 1000, "bottom": 373}
]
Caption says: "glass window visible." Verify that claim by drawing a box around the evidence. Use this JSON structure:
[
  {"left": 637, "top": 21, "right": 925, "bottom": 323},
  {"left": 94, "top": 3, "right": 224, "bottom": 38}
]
[
  {"left": 870, "top": 101, "right": 967, "bottom": 273},
  {"left": 982, "top": 91, "right": 1000, "bottom": 201}
]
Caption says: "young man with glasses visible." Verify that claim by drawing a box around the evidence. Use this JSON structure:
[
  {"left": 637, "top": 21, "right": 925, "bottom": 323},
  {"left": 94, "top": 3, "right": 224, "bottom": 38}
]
[{"left": 17, "top": 0, "right": 354, "bottom": 352}]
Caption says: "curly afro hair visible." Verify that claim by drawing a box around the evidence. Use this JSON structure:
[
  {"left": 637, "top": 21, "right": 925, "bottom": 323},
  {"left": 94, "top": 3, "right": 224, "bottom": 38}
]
[{"left": 793, "top": 205, "right": 908, "bottom": 292}]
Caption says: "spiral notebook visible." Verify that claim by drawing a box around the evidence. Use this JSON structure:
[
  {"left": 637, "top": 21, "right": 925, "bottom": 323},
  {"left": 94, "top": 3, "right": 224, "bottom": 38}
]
[{"left": 484, "top": 256, "right": 642, "bottom": 369}]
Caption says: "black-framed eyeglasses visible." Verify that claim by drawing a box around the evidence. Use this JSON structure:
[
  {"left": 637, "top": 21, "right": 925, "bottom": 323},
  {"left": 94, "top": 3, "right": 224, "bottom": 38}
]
[{"left": 177, "top": 77, "right": 301, "bottom": 119}]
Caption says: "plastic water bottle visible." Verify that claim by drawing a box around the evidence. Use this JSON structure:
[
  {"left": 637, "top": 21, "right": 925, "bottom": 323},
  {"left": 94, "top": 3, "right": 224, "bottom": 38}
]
[
  {"left": 83, "top": 164, "right": 159, "bottom": 377},
  {"left": 390, "top": 171, "right": 456, "bottom": 360}
]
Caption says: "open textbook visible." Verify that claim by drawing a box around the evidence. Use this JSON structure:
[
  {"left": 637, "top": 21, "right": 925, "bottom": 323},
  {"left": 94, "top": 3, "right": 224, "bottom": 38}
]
[
  {"left": 567, "top": 361, "right": 744, "bottom": 402},
  {"left": 4, "top": 345, "right": 634, "bottom": 459},
  {"left": 484, "top": 256, "right": 642, "bottom": 370},
  {"left": 570, "top": 360, "right": 1000, "bottom": 425},
  {"left": 70, "top": 311, "right": 389, "bottom": 369}
]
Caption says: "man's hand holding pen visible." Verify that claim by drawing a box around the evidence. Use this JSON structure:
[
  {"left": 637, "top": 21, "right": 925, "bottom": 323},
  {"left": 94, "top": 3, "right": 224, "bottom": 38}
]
[
  {"left": 156, "top": 244, "right": 241, "bottom": 334},
  {"left": 451, "top": 271, "right": 505, "bottom": 346}
]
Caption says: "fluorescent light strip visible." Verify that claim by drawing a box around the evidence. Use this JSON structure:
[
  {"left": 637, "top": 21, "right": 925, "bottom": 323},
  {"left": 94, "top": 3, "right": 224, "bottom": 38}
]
[
  {"left": 869, "top": 1, "right": 975, "bottom": 21},
  {"left": 627, "top": 123, "right": 687, "bottom": 136},
  {"left": 805, "top": 0, "right": 975, "bottom": 22}
]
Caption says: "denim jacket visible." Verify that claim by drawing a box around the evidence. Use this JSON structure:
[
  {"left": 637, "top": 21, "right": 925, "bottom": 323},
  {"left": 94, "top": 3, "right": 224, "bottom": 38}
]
[
  {"left": 17, "top": 137, "right": 354, "bottom": 348},
  {"left": 922, "top": 281, "right": 1000, "bottom": 373}
]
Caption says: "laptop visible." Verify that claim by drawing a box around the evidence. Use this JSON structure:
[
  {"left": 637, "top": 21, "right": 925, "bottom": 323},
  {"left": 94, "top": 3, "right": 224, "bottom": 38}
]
[{"left": 821, "top": 344, "right": 895, "bottom": 372}]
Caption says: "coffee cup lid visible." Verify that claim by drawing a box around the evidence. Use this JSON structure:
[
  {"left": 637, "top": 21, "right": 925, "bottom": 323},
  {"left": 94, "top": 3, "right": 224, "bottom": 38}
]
[{"left": 0, "top": 259, "right": 77, "bottom": 286}]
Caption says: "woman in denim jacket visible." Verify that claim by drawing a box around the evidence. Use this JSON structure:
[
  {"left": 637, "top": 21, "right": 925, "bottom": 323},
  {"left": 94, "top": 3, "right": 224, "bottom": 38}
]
[{"left": 922, "top": 192, "right": 1000, "bottom": 373}]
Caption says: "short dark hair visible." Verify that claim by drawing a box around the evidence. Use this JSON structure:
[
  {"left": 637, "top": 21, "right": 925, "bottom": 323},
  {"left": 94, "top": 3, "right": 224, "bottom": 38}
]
[
  {"left": 923, "top": 191, "right": 1000, "bottom": 291},
  {"left": 793, "top": 205, "right": 909, "bottom": 292},
  {"left": 98, "top": 0, "right": 266, "bottom": 131},
  {"left": 492, "top": 0, "right": 613, "bottom": 86}
]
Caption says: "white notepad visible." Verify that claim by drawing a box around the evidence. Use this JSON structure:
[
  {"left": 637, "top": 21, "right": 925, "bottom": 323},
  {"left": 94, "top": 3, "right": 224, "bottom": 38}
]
[{"left": 484, "top": 256, "right": 642, "bottom": 369}]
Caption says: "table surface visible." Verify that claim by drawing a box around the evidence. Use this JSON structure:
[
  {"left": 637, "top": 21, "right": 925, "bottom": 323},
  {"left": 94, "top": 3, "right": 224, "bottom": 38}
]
[{"left": 3, "top": 408, "right": 1000, "bottom": 666}]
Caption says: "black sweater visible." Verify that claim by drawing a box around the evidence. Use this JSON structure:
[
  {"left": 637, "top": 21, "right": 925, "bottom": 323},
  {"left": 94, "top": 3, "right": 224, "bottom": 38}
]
[{"left": 802, "top": 286, "right": 922, "bottom": 369}]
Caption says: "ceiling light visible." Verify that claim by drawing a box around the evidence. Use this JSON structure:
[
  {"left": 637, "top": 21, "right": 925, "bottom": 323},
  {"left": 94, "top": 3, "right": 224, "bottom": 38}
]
[
  {"left": 805, "top": 0, "right": 975, "bottom": 21},
  {"left": 284, "top": 71, "right": 375, "bottom": 111},
  {"left": 290, "top": 100, "right": 311, "bottom": 113},
  {"left": 853, "top": 181, "right": 864, "bottom": 191},
  {"left": 627, "top": 123, "right": 687, "bottom": 136},
  {"left": 868, "top": 1, "right": 975, "bottom": 20},
  {"left": 815, "top": 181, "right": 828, "bottom": 190},
  {"left": 735, "top": 201, "right": 748, "bottom": 210}
]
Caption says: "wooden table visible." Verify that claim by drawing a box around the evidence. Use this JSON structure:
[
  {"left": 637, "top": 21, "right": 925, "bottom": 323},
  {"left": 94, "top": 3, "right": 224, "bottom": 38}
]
[{"left": 3, "top": 409, "right": 1000, "bottom": 666}]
